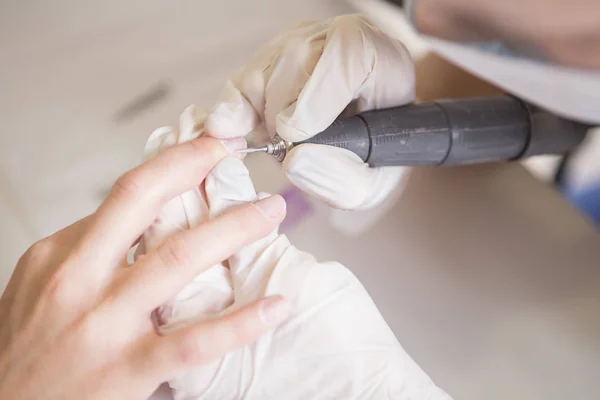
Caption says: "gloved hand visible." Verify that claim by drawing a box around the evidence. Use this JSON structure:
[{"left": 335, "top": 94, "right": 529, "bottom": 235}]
[
  {"left": 140, "top": 107, "right": 450, "bottom": 398},
  {"left": 205, "top": 14, "right": 416, "bottom": 210}
]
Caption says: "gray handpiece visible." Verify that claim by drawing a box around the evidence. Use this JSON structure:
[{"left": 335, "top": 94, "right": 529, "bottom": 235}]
[{"left": 299, "top": 96, "right": 590, "bottom": 167}]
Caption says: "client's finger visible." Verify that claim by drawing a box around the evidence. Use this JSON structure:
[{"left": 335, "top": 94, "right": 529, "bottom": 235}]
[
  {"left": 82, "top": 137, "right": 231, "bottom": 267},
  {"left": 149, "top": 295, "right": 291, "bottom": 380},
  {"left": 111, "top": 195, "right": 286, "bottom": 314}
]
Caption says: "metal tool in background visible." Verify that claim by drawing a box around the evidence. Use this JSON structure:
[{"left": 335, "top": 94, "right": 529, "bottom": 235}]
[{"left": 238, "top": 95, "right": 591, "bottom": 167}]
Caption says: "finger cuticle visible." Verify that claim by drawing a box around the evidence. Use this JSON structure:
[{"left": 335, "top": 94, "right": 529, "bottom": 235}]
[
  {"left": 253, "top": 195, "right": 286, "bottom": 219},
  {"left": 220, "top": 137, "right": 248, "bottom": 154}
]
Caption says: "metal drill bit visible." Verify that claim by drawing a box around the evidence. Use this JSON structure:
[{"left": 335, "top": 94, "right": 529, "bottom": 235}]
[
  {"left": 237, "top": 147, "right": 269, "bottom": 154},
  {"left": 237, "top": 134, "right": 292, "bottom": 162}
]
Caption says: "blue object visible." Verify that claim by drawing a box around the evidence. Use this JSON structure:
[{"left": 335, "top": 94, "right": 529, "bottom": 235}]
[{"left": 563, "top": 180, "right": 600, "bottom": 227}]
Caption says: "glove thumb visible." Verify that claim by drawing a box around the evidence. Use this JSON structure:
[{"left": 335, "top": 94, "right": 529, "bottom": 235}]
[{"left": 283, "top": 144, "right": 408, "bottom": 210}]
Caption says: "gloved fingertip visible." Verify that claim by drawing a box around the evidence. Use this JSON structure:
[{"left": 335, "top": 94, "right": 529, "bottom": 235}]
[
  {"left": 205, "top": 110, "right": 254, "bottom": 139},
  {"left": 283, "top": 145, "right": 370, "bottom": 210},
  {"left": 205, "top": 157, "right": 259, "bottom": 215},
  {"left": 179, "top": 104, "right": 206, "bottom": 140},
  {"left": 144, "top": 126, "right": 178, "bottom": 160},
  {"left": 354, "top": 166, "right": 410, "bottom": 210},
  {"left": 205, "top": 83, "right": 261, "bottom": 139}
]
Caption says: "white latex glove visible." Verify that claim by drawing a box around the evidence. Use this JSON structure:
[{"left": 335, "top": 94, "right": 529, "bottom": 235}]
[
  {"left": 135, "top": 104, "right": 247, "bottom": 355},
  {"left": 142, "top": 146, "right": 450, "bottom": 397},
  {"left": 205, "top": 14, "right": 416, "bottom": 210}
]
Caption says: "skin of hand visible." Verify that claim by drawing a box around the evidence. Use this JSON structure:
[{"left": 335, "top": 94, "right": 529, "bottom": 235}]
[
  {"left": 0, "top": 137, "right": 290, "bottom": 400},
  {"left": 414, "top": 0, "right": 600, "bottom": 68}
]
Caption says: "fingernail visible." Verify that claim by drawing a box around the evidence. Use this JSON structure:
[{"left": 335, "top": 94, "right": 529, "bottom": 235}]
[
  {"left": 253, "top": 194, "right": 286, "bottom": 219},
  {"left": 259, "top": 296, "right": 291, "bottom": 326},
  {"left": 220, "top": 137, "right": 247, "bottom": 154}
]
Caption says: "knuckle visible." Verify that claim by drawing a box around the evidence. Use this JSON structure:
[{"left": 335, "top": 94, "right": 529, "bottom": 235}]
[
  {"left": 218, "top": 209, "right": 261, "bottom": 247},
  {"left": 213, "top": 314, "right": 262, "bottom": 352},
  {"left": 111, "top": 169, "right": 147, "bottom": 202},
  {"left": 234, "top": 215, "right": 262, "bottom": 242},
  {"left": 21, "top": 238, "right": 55, "bottom": 265},
  {"left": 21, "top": 239, "right": 80, "bottom": 310},
  {"left": 332, "top": 14, "right": 367, "bottom": 30},
  {"left": 42, "top": 267, "right": 76, "bottom": 309},
  {"left": 164, "top": 138, "right": 227, "bottom": 181},
  {"left": 174, "top": 333, "right": 204, "bottom": 366},
  {"left": 187, "top": 137, "right": 226, "bottom": 162},
  {"left": 157, "top": 234, "right": 192, "bottom": 268},
  {"left": 225, "top": 317, "right": 254, "bottom": 344},
  {"left": 73, "top": 314, "right": 98, "bottom": 345},
  {"left": 71, "top": 312, "right": 114, "bottom": 353},
  {"left": 281, "top": 35, "right": 309, "bottom": 55}
]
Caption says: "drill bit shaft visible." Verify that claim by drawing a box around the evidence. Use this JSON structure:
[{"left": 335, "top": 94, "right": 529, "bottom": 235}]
[
  {"left": 237, "top": 147, "right": 269, "bottom": 154},
  {"left": 236, "top": 135, "right": 292, "bottom": 162}
]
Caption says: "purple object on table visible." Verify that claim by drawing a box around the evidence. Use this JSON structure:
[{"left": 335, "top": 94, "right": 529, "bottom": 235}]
[{"left": 278, "top": 185, "right": 314, "bottom": 233}]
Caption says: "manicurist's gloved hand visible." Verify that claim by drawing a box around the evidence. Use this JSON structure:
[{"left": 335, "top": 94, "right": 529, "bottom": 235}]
[
  {"left": 205, "top": 14, "right": 416, "bottom": 210},
  {"left": 0, "top": 110, "right": 290, "bottom": 400},
  {"left": 143, "top": 112, "right": 450, "bottom": 398}
]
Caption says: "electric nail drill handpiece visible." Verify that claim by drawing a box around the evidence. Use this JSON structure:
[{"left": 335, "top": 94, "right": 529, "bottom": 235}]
[{"left": 239, "top": 95, "right": 591, "bottom": 167}]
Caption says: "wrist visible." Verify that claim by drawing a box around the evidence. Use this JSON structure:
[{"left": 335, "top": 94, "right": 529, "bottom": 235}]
[{"left": 411, "top": 0, "right": 492, "bottom": 41}]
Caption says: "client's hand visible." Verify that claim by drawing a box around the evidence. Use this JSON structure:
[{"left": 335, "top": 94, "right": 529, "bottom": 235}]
[{"left": 0, "top": 115, "right": 288, "bottom": 400}]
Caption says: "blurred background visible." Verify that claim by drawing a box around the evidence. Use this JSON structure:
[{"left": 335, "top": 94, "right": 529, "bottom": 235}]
[
  {"left": 1, "top": 1, "right": 599, "bottom": 399},
  {"left": 0, "top": 0, "right": 351, "bottom": 286}
]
